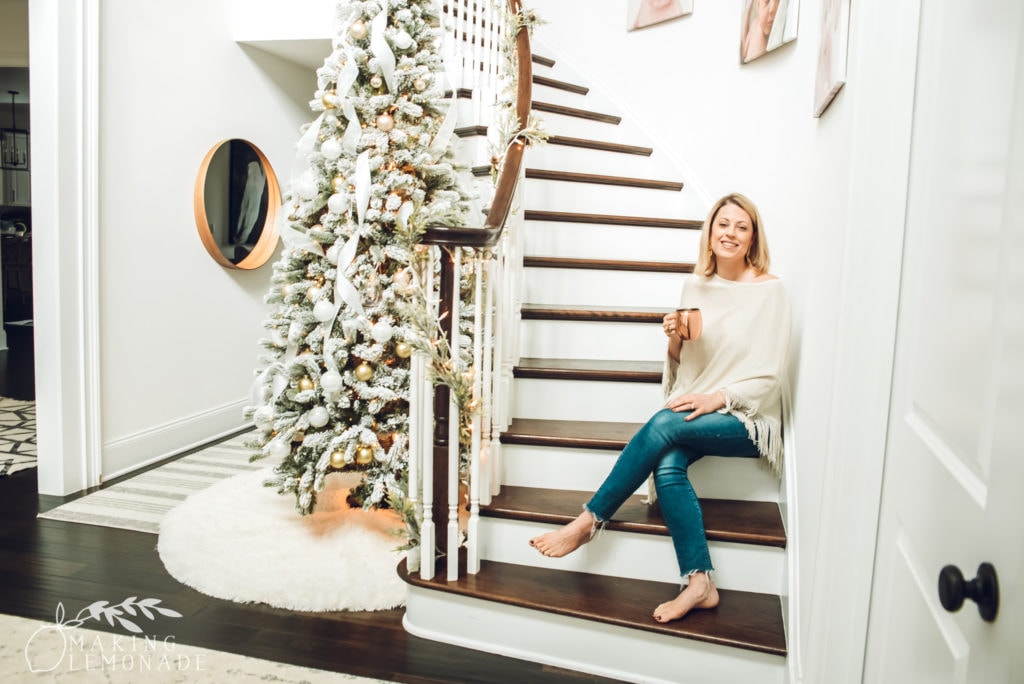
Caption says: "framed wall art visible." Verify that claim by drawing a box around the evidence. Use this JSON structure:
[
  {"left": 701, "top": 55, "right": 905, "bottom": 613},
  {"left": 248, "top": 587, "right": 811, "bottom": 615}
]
[
  {"left": 813, "top": 0, "right": 851, "bottom": 117},
  {"left": 740, "top": 0, "right": 800, "bottom": 64},
  {"left": 628, "top": 0, "right": 693, "bottom": 31}
]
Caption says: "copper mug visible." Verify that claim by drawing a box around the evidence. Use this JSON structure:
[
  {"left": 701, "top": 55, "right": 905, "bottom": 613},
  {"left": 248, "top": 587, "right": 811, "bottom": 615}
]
[{"left": 675, "top": 308, "right": 703, "bottom": 341}]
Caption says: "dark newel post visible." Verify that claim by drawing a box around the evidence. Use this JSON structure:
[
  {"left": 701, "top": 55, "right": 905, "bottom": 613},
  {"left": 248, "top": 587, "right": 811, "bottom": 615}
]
[{"left": 431, "top": 248, "right": 455, "bottom": 566}]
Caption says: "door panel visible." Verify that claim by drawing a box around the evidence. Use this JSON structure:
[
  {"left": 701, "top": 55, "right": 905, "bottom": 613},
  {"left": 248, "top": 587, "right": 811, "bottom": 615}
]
[{"left": 865, "top": 0, "right": 1024, "bottom": 681}]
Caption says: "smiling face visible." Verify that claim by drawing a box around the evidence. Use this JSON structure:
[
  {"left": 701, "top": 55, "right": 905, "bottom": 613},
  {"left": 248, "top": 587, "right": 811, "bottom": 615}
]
[{"left": 710, "top": 201, "right": 755, "bottom": 267}]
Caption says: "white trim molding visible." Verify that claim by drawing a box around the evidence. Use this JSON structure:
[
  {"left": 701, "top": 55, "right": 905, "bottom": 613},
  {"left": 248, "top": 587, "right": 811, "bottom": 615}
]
[{"left": 30, "top": 0, "right": 103, "bottom": 495}]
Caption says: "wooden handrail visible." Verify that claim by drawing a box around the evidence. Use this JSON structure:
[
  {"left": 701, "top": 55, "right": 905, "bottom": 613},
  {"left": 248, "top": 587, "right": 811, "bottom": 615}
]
[{"left": 422, "top": 0, "right": 532, "bottom": 248}]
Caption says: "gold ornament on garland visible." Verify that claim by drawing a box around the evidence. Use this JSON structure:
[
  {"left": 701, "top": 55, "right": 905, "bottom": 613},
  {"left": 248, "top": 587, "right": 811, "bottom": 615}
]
[
  {"left": 370, "top": 75, "right": 383, "bottom": 89},
  {"left": 321, "top": 90, "right": 337, "bottom": 109},
  {"left": 356, "top": 446, "right": 374, "bottom": 465},
  {"left": 395, "top": 342, "right": 412, "bottom": 359},
  {"left": 329, "top": 449, "right": 346, "bottom": 469},
  {"left": 413, "top": 78, "right": 426, "bottom": 92},
  {"left": 331, "top": 175, "right": 346, "bottom": 193},
  {"left": 292, "top": 431, "right": 306, "bottom": 443},
  {"left": 376, "top": 113, "right": 395, "bottom": 132},
  {"left": 354, "top": 362, "right": 374, "bottom": 382},
  {"left": 298, "top": 376, "right": 315, "bottom": 391},
  {"left": 349, "top": 20, "right": 368, "bottom": 40}
]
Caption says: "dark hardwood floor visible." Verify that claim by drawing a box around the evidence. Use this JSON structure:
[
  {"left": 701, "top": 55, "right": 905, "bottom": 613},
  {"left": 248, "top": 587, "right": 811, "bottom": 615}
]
[{"left": 0, "top": 466, "right": 623, "bottom": 683}]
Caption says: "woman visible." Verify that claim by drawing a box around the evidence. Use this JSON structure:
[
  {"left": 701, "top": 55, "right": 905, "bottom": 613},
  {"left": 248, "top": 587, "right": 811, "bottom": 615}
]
[{"left": 529, "top": 193, "right": 791, "bottom": 623}]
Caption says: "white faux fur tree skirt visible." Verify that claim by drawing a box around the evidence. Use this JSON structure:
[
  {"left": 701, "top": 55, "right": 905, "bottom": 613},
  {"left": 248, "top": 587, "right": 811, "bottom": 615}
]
[{"left": 157, "top": 468, "right": 408, "bottom": 612}]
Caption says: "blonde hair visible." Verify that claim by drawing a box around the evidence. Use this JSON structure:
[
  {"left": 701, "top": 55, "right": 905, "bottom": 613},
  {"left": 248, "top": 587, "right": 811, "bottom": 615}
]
[{"left": 695, "top": 193, "right": 771, "bottom": 277}]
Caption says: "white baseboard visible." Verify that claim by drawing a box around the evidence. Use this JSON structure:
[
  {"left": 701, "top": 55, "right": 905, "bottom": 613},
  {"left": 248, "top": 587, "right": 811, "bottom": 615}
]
[{"left": 101, "top": 399, "right": 250, "bottom": 482}]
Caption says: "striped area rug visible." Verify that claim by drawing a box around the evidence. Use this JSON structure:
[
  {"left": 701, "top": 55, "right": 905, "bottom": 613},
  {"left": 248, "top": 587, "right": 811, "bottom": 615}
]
[{"left": 37, "top": 434, "right": 265, "bottom": 534}]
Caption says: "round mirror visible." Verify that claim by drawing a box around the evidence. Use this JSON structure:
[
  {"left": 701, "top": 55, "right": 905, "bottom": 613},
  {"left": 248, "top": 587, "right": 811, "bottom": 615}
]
[{"left": 194, "top": 139, "right": 281, "bottom": 269}]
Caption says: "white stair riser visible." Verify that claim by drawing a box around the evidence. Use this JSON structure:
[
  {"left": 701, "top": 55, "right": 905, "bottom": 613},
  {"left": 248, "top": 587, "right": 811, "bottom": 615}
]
[
  {"left": 500, "top": 443, "right": 782, "bottom": 503},
  {"left": 478, "top": 517, "right": 785, "bottom": 595},
  {"left": 404, "top": 589, "right": 786, "bottom": 684},
  {"left": 525, "top": 177, "right": 698, "bottom": 218},
  {"left": 512, "top": 377, "right": 663, "bottom": 423},
  {"left": 527, "top": 143, "right": 673, "bottom": 178},
  {"left": 519, "top": 318, "right": 664, "bottom": 361},
  {"left": 524, "top": 219, "right": 702, "bottom": 262},
  {"left": 531, "top": 83, "right": 592, "bottom": 109},
  {"left": 523, "top": 266, "right": 686, "bottom": 308}
]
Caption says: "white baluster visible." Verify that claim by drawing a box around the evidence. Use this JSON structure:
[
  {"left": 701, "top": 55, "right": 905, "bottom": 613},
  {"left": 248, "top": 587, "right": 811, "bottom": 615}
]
[
  {"left": 418, "top": 246, "right": 437, "bottom": 579},
  {"left": 447, "top": 247, "right": 462, "bottom": 580},
  {"left": 467, "top": 251, "right": 485, "bottom": 573},
  {"left": 482, "top": 252, "right": 498, "bottom": 500},
  {"left": 407, "top": 346, "right": 421, "bottom": 574}
]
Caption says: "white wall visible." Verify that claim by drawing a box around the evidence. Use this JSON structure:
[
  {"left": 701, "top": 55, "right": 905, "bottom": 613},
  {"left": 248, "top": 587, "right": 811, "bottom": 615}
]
[
  {"left": 93, "top": 0, "right": 314, "bottom": 477},
  {"left": 528, "top": 2, "right": 915, "bottom": 681}
]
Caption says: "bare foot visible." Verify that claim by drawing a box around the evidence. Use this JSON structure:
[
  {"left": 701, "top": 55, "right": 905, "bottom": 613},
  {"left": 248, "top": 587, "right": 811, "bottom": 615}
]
[
  {"left": 529, "top": 510, "right": 597, "bottom": 557},
  {"left": 652, "top": 572, "right": 720, "bottom": 622}
]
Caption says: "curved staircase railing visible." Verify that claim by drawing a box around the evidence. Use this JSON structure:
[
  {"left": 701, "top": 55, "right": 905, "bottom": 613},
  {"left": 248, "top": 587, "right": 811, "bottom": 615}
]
[{"left": 409, "top": 0, "right": 532, "bottom": 580}]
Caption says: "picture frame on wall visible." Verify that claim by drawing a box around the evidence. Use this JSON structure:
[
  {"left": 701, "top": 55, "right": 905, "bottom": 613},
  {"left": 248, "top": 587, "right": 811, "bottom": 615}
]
[
  {"left": 628, "top": 0, "right": 693, "bottom": 31},
  {"left": 740, "top": 0, "right": 800, "bottom": 64},
  {"left": 813, "top": 0, "right": 851, "bottom": 117}
]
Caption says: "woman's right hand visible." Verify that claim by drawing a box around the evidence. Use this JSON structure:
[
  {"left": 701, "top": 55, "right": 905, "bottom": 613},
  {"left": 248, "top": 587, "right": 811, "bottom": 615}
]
[{"left": 662, "top": 312, "right": 682, "bottom": 339}]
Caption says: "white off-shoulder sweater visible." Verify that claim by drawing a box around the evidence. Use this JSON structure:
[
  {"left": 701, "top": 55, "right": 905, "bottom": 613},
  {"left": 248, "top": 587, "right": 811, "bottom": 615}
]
[{"left": 663, "top": 274, "right": 792, "bottom": 474}]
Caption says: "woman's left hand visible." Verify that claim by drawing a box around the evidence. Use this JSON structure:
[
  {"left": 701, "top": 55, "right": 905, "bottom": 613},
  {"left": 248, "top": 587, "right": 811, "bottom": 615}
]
[{"left": 666, "top": 391, "right": 726, "bottom": 421}]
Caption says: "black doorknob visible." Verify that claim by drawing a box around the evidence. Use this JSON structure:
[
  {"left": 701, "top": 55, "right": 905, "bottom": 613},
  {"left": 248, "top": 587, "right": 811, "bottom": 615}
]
[{"left": 938, "top": 562, "right": 999, "bottom": 622}]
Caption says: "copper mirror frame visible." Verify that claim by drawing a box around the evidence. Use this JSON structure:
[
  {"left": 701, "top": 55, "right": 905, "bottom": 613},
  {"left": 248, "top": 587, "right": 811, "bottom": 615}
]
[{"left": 194, "top": 138, "right": 281, "bottom": 270}]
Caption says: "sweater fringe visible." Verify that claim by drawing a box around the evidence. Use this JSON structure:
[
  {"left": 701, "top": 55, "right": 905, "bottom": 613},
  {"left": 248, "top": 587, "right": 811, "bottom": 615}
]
[{"left": 724, "top": 391, "right": 784, "bottom": 477}]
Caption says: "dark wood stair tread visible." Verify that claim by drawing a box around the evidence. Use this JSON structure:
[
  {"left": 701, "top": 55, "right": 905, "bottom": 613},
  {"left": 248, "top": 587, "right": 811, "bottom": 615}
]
[
  {"left": 484, "top": 485, "right": 785, "bottom": 548},
  {"left": 523, "top": 255, "right": 694, "bottom": 273},
  {"left": 548, "top": 135, "right": 653, "bottom": 156},
  {"left": 399, "top": 556, "right": 787, "bottom": 656},
  {"left": 532, "top": 100, "right": 621, "bottom": 124},
  {"left": 502, "top": 417, "right": 643, "bottom": 448},
  {"left": 514, "top": 357, "right": 663, "bottom": 383},
  {"left": 525, "top": 169, "right": 683, "bottom": 190},
  {"left": 520, "top": 303, "right": 666, "bottom": 323},
  {"left": 533, "top": 74, "right": 588, "bottom": 95},
  {"left": 525, "top": 210, "right": 703, "bottom": 230},
  {"left": 532, "top": 54, "right": 556, "bottom": 68}
]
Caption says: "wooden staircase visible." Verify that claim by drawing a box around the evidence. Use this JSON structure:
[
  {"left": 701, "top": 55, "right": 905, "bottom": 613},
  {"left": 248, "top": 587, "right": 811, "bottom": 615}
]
[{"left": 401, "top": 50, "right": 788, "bottom": 684}]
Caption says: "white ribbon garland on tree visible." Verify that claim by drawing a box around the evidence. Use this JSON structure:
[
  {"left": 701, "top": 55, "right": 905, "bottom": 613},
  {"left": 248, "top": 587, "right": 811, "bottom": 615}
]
[{"left": 370, "top": 2, "right": 397, "bottom": 93}]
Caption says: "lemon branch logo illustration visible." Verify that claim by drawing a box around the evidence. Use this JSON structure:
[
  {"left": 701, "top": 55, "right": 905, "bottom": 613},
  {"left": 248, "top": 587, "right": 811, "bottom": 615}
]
[{"left": 25, "top": 597, "right": 183, "bottom": 673}]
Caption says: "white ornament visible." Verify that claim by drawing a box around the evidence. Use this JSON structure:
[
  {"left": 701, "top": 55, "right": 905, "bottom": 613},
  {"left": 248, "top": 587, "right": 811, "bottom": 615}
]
[
  {"left": 296, "top": 172, "right": 319, "bottom": 200},
  {"left": 269, "top": 439, "right": 290, "bottom": 461},
  {"left": 371, "top": 321, "right": 394, "bottom": 343},
  {"left": 308, "top": 406, "right": 330, "bottom": 428},
  {"left": 314, "top": 299, "right": 336, "bottom": 322},
  {"left": 393, "top": 31, "right": 414, "bottom": 50},
  {"left": 254, "top": 406, "right": 274, "bottom": 428},
  {"left": 327, "top": 193, "right": 349, "bottom": 215},
  {"left": 325, "top": 243, "right": 341, "bottom": 265},
  {"left": 321, "top": 138, "right": 343, "bottom": 160},
  {"left": 321, "top": 370, "right": 344, "bottom": 393}
]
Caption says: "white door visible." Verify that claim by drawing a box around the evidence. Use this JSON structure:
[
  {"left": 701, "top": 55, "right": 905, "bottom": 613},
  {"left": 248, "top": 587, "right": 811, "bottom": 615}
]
[{"left": 864, "top": 1, "right": 1024, "bottom": 682}]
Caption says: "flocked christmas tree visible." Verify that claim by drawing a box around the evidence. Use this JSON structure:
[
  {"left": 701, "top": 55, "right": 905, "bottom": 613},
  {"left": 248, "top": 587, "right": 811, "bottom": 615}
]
[{"left": 246, "top": 0, "right": 476, "bottom": 521}]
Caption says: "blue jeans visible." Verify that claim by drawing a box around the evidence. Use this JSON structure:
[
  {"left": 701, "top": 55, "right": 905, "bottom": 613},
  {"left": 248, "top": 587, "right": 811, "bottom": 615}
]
[{"left": 585, "top": 408, "right": 759, "bottom": 579}]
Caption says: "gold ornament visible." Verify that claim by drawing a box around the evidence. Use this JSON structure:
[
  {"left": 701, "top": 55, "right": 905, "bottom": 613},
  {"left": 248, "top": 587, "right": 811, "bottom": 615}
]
[
  {"left": 349, "top": 20, "right": 368, "bottom": 40},
  {"left": 354, "top": 362, "right": 374, "bottom": 382},
  {"left": 356, "top": 446, "right": 374, "bottom": 464},
  {"left": 331, "top": 175, "right": 346, "bottom": 193},
  {"left": 395, "top": 342, "right": 413, "bottom": 359},
  {"left": 292, "top": 431, "right": 305, "bottom": 443},
  {"left": 316, "top": 275, "right": 326, "bottom": 286},
  {"left": 413, "top": 78, "right": 426, "bottom": 92},
  {"left": 298, "top": 376, "right": 315, "bottom": 391},
  {"left": 376, "top": 113, "right": 395, "bottom": 132},
  {"left": 370, "top": 75, "right": 383, "bottom": 89},
  {"left": 321, "top": 90, "right": 337, "bottom": 109},
  {"left": 329, "top": 449, "right": 346, "bottom": 469}
]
